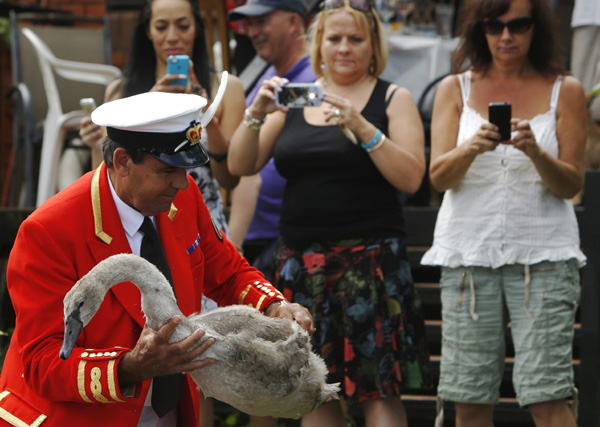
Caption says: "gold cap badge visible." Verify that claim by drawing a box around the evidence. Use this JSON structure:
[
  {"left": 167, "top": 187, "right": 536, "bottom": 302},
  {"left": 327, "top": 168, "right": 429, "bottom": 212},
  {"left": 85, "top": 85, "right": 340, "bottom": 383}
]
[{"left": 186, "top": 121, "right": 202, "bottom": 145}]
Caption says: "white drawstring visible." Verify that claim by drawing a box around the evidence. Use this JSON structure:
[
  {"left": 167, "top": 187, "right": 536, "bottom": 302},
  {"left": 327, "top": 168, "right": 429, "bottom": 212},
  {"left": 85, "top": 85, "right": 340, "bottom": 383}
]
[
  {"left": 469, "top": 267, "right": 479, "bottom": 321},
  {"left": 571, "top": 386, "right": 579, "bottom": 421},
  {"left": 524, "top": 264, "right": 535, "bottom": 322},
  {"left": 434, "top": 396, "right": 444, "bottom": 427}
]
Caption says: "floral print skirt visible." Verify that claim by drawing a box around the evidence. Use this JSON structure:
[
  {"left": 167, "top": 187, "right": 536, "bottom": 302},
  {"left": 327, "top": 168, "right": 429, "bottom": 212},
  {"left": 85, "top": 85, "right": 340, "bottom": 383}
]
[{"left": 274, "top": 236, "right": 431, "bottom": 406}]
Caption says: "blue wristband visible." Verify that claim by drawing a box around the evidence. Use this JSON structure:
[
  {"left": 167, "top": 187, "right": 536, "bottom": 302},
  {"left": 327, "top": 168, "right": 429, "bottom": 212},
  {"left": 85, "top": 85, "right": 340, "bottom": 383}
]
[{"left": 362, "top": 129, "right": 382, "bottom": 150}]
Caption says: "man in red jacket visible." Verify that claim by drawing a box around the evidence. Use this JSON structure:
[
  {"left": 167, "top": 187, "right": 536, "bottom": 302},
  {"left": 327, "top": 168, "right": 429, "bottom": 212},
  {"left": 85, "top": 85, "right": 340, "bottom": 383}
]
[{"left": 0, "top": 92, "right": 313, "bottom": 427}]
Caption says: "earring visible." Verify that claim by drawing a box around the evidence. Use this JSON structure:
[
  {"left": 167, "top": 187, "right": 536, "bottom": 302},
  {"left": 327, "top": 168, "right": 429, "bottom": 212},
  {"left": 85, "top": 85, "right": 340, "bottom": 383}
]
[{"left": 320, "top": 63, "right": 326, "bottom": 73}]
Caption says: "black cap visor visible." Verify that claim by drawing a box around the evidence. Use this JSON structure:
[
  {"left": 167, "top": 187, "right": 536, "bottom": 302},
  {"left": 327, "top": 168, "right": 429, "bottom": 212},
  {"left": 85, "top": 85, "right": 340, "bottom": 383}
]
[{"left": 152, "top": 143, "right": 210, "bottom": 168}]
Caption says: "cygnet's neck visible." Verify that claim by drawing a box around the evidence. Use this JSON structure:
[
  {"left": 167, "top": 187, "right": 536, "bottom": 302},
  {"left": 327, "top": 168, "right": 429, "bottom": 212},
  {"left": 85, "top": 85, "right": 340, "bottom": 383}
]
[{"left": 90, "top": 254, "right": 182, "bottom": 330}]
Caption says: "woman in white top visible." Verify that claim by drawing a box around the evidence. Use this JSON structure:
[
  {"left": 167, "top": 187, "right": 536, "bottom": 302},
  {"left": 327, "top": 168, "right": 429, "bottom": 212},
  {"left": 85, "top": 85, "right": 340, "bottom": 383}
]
[{"left": 422, "top": 0, "right": 586, "bottom": 425}]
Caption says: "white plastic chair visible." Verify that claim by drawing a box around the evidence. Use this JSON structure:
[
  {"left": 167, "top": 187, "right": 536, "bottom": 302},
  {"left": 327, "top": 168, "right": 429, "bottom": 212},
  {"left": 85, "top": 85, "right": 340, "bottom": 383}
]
[{"left": 21, "top": 27, "right": 121, "bottom": 206}]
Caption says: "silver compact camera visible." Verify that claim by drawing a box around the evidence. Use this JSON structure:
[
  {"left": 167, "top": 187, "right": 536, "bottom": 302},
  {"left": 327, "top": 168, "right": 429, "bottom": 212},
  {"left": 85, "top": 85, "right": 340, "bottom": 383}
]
[{"left": 276, "top": 83, "right": 322, "bottom": 108}]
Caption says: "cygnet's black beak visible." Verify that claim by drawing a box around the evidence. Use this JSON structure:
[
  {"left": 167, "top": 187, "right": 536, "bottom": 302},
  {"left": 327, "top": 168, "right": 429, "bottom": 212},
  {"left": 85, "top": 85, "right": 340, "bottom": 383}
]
[{"left": 60, "top": 312, "right": 83, "bottom": 360}]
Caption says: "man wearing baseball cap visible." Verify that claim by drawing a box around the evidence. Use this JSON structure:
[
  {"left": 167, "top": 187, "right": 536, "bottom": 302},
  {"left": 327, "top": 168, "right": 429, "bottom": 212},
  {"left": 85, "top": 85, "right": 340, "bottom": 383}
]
[
  {"left": 227, "top": 0, "right": 317, "bottom": 323},
  {"left": 229, "top": 0, "right": 307, "bottom": 19},
  {"left": 229, "top": 0, "right": 313, "bottom": 103},
  {"left": 0, "top": 92, "right": 314, "bottom": 427}
]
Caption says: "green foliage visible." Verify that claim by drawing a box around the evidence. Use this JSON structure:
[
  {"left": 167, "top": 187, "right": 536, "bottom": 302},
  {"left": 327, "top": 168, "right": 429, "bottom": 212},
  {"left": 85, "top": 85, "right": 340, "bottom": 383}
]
[{"left": 0, "top": 18, "right": 9, "bottom": 47}]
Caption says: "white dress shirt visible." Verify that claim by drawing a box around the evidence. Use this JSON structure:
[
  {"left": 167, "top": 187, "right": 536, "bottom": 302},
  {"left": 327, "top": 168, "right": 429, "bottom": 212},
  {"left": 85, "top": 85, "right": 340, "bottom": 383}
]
[{"left": 107, "top": 171, "right": 178, "bottom": 427}]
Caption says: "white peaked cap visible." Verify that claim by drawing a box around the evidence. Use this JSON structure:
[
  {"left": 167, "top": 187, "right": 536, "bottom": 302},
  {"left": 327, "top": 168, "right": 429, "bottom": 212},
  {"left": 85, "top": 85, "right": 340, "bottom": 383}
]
[{"left": 92, "top": 92, "right": 210, "bottom": 167}]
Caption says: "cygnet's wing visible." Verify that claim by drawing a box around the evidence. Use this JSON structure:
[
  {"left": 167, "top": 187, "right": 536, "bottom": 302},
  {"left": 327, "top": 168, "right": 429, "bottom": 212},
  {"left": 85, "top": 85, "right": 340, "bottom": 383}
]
[
  {"left": 191, "top": 305, "right": 296, "bottom": 342},
  {"left": 187, "top": 305, "right": 338, "bottom": 419}
]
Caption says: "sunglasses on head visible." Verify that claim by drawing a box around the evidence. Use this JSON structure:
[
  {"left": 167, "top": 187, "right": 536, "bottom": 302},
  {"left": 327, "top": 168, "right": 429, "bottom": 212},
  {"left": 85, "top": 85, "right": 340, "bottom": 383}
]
[
  {"left": 482, "top": 16, "right": 533, "bottom": 35},
  {"left": 322, "top": 0, "right": 372, "bottom": 12}
]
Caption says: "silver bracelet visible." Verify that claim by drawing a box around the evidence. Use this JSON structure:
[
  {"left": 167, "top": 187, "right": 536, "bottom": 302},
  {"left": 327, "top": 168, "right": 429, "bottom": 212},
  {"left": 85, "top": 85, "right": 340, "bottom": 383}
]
[
  {"left": 365, "top": 134, "right": 386, "bottom": 153},
  {"left": 243, "top": 108, "right": 265, "bottom": 131}
]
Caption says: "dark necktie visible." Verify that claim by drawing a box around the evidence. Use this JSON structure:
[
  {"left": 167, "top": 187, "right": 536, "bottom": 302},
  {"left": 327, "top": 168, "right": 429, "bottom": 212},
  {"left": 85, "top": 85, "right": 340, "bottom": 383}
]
[{"left": 139, "top": 217, "right": 182, "bottom": 418}]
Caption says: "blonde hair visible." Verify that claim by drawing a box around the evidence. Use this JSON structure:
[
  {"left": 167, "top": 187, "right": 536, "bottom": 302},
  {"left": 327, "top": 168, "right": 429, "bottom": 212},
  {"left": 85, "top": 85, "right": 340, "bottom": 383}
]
[{"left": 308, "top": 5, "right": 388, "bottom": 79}]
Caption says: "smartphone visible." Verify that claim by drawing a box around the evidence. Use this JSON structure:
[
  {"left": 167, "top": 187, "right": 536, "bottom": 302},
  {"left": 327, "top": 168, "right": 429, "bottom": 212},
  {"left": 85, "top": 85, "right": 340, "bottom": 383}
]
[
  {"left": 488, "top": 102, "right": 511, "bottom": 141},
  {"left": 80, "top": 98, "right": 97, "bottom": 115},
  {"left": 167, "top": 55, "right": 190, "bottom": 87},
  {"left": 276, "top": 83, "right": 322, "bottom": 108}
]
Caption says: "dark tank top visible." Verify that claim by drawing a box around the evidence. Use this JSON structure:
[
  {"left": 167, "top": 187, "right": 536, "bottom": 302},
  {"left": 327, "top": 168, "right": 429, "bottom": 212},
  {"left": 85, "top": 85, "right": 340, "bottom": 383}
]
[{"left": 273, "top": 78, "right": 406, "bottom": 242}]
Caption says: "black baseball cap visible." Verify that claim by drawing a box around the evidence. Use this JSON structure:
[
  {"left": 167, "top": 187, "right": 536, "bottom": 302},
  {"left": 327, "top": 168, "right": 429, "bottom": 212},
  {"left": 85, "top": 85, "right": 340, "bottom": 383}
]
[{"left": 229, "top": 0, "right": 307, "bottom": 20}]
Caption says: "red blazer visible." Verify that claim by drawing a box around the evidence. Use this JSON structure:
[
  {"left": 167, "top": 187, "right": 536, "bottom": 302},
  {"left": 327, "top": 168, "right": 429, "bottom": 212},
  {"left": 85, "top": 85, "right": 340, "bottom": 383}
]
[{"left": 0, "top": 165, "right": 285, "bottom": 427}]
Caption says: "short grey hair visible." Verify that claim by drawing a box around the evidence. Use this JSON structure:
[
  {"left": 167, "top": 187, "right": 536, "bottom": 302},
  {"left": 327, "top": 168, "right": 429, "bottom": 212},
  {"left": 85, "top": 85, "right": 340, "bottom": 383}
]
[{"left": 102, "top": 136, "right": 146, "bottom": 167}]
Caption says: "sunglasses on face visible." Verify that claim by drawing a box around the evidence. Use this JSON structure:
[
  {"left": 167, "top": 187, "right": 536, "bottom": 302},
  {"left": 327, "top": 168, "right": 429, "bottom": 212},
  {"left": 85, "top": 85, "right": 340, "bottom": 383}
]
[
  {"left": 482, "top": 16, "right": 534, "bottom": 35},
  {"left": 322, "top": 0, "right": 372, "bottom": 12}
]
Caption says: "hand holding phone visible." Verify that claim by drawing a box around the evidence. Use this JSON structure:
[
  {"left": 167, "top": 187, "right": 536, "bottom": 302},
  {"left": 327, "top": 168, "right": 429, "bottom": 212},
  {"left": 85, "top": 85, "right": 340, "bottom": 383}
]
[
  {"left": 167, "top": 55, "right": 190, "bottom": 87},
  {"left": 276, "top": 83, "right": 322, "bottom": 108},
  {"left": 80, "top": 98, "right": 97, "bottom": 115},
  {"left": 488, "top": 102, "right": 511, "bottom": 141}
]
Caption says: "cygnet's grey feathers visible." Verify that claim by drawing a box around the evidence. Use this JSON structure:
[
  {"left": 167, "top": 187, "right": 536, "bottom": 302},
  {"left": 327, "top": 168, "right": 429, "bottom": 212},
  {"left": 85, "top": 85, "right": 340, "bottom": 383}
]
[{"left": 61, "top": 253, "right": 340, "bottom": 419}]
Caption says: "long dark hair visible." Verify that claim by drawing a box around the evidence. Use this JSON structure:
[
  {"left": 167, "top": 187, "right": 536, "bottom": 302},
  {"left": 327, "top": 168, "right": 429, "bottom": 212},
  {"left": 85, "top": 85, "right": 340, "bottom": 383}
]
[
  {"left": 113, "top": 0, "right": 214, "bottom": 98},
  {"left": 452, "top": 0, "right": 565, "bottom": 76}
]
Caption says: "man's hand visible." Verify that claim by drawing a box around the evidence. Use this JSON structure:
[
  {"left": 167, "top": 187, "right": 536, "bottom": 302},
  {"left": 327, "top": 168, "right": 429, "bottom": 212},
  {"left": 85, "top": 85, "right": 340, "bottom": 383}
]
[
  {"left": 118, "top": 316, "right": 215, "bottom": 388},
  {"left": 265, "top": 301, "right": 316, "bottom": 336}
]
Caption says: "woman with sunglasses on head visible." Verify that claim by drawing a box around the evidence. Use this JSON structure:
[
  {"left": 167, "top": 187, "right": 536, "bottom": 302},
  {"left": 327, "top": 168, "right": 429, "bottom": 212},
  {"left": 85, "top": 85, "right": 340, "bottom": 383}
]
[
  {"left": 421, "top": 0, "right": 586, "bottom": 425},
  {"left": 79, "top": 0, "right": 243, "bottom": 239},
  {"left": 229, "top": 0, "right": 430, "bottom": 426}
]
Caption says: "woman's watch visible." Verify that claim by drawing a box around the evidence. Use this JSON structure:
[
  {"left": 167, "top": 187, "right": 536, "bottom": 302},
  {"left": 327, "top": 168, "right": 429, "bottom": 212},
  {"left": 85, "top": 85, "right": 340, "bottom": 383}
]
[{"left": 207, "top": 149, "right": 228, "bottom": 163}]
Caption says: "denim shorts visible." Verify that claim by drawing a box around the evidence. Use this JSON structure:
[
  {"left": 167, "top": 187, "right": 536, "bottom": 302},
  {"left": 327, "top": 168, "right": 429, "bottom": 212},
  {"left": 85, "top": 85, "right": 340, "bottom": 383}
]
[{"left": 437, "top": 259, "right": 580, "bottom": 407}]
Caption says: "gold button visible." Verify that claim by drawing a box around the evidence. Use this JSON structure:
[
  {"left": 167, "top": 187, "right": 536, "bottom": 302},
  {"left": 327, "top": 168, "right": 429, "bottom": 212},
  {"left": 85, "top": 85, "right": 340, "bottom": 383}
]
[
  {"left": 89, "top": 353, "right": 96, "bottom": 358},
  {"left": 104, "top": 352, "right": 111, "bottom": 357},
  {"left": 110, "top": 351, "right": 117, "bottom": 357},
  {"left": 268, "top": 292, "right": 275, "bottom": 297},
  {"left": 254, "top": 281, "right": 260, "bottom": 285},
  {"left": 81, "top": 352, "right": 89, "bottom": 357}
]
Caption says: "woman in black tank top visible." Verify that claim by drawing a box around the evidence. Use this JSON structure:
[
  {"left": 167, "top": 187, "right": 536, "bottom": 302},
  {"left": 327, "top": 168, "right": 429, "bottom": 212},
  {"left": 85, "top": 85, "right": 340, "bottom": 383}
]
[{"left": 229, "top": 2, "right": 431, "bottom": 425}]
